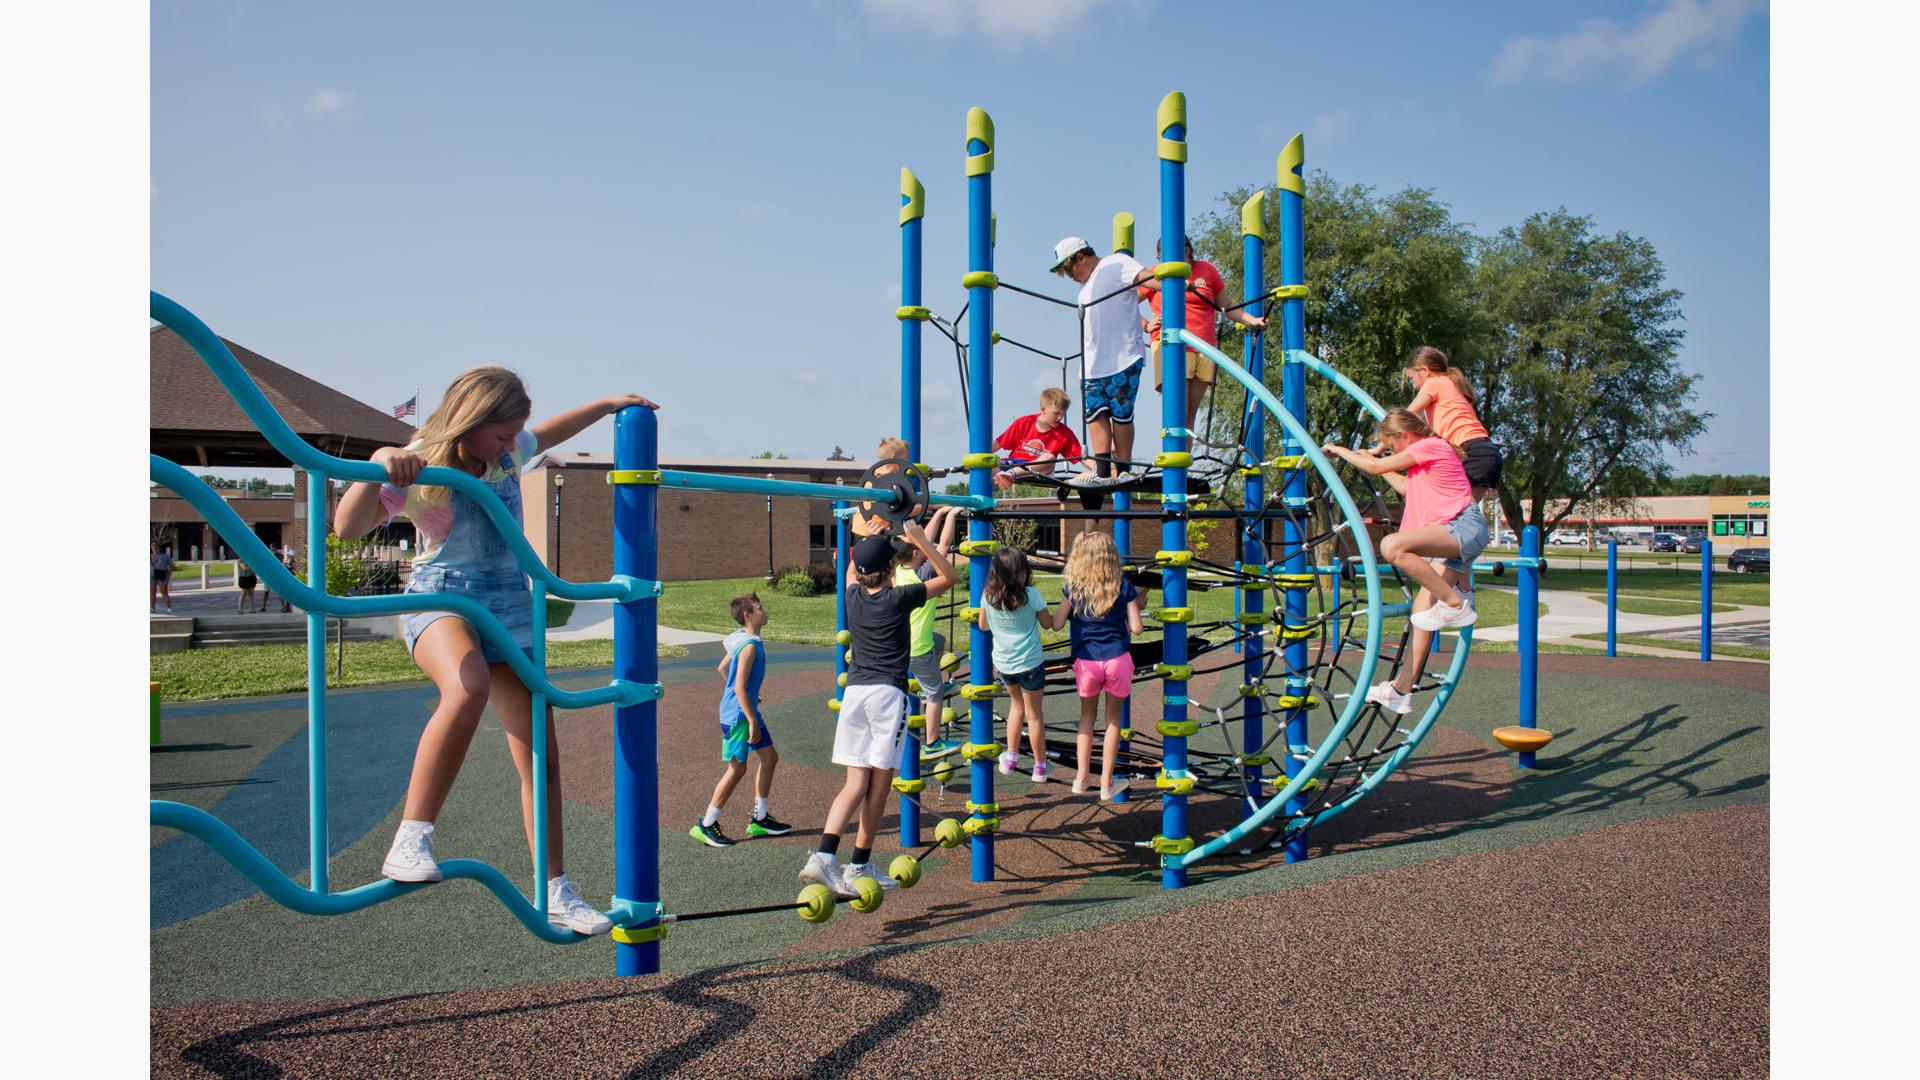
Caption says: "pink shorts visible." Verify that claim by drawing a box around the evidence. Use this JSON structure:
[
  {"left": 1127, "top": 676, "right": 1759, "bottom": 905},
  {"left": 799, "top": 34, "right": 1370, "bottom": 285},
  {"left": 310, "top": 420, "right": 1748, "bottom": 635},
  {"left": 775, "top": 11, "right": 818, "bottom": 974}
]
[{"left": 1072, "top": 654, "right": 1134, "bottom": 699}]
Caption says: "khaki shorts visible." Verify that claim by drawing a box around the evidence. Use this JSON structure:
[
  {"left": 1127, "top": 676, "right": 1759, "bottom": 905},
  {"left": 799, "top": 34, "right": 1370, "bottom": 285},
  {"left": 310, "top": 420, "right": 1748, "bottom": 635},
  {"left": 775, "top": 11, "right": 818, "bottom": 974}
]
[{"left": 1151, "top": 338, "right": 1217, "bottom": 392}]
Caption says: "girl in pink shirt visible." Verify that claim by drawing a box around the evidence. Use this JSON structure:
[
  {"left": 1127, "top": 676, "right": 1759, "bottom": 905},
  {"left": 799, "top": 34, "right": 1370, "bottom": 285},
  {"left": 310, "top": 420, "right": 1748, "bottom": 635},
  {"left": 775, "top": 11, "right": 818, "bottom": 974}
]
[{"left": 1324, "top": 408, "right": 1489, "bottom": 710}]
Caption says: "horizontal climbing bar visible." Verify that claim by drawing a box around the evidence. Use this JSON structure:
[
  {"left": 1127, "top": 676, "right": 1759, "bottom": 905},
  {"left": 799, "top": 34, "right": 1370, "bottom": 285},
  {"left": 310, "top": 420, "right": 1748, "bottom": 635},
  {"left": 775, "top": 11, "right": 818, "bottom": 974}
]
[{"left": 658, "top": 470, "right": 992, "bottom": 511}]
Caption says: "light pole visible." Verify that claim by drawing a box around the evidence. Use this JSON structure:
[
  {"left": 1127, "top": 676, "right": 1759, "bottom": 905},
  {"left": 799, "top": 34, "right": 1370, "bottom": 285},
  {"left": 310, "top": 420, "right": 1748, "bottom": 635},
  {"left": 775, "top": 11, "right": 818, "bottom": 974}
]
[
  {"left": 553, "top": 472, "right": 565, "bottom": 576},
  {"left": 765, "top": 474, "right": 775, "bottom": 583}
]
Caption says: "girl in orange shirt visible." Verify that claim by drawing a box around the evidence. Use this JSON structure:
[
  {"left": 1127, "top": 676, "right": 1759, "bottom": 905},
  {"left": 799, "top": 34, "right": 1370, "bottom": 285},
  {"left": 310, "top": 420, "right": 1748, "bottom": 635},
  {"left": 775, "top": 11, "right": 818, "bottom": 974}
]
[{"left": 1403, "top": 346, "right": 1501, "bottom": 498}]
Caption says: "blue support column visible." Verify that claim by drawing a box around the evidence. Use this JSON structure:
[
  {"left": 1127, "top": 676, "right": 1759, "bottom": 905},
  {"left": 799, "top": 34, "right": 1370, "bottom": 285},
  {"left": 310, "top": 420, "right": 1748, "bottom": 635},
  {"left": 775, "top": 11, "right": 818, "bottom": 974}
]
[
  {"left": 1517, "top": 525, "right": 1541, "bottom": 770},
  {"left": 613, "top": 406, "right": 661, "bottom": 975},
  {"left": 1239, "top": 191, "right": 1267, "bottom": 821},
  {"left": 1276, "top": 134, "right": 1311, "bottom": 862},
  {"left": 898, "top": 168, "right": 926, "bottom": 849},
  {"left": 834, "top": 499, "right": 850, "bottom": 707},
  {"left": 964, "top": 107, "right": 997, "bottom": 881},
  {"left": 305, "top": 468, "right": 329, "bottom": 894},
  {"left": 1700, "top": 539, "right": 1713, "bottom": 662},
  {"left": 1111, "top": 489, "right": 1133, "bottom": 803},
  {"left": 1156, "top": 92, "right": 1191, "bottom": 889},
  {"left": 1606, "top": 540, "right": 1618, "bottom": 657}
]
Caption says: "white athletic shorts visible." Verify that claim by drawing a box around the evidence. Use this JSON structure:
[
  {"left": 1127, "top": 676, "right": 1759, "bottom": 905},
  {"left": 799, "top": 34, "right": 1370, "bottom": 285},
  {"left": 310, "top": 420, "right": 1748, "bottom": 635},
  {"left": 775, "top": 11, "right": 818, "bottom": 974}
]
[{"left": 834, "top": 684, "right": 910, "bottom": 770}]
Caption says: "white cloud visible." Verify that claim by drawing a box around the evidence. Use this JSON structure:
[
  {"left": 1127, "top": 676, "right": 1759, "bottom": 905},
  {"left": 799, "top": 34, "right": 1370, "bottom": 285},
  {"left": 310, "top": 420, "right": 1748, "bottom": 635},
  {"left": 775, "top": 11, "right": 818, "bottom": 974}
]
[
  {"left": 852, "top": 0, "right": 1149, "bottom": 44},
  {"left": 1491, "top": 0, "right": 1764, "bottom": 86},
  {"left": 780, "top": 370, "right": 830, "bottom": 397},
  {"left": 302, "top": 88, "right": 355, "bottom": 119},
  {"left": 1308, "top": 108, "right": 1353, "bottom": 145}
]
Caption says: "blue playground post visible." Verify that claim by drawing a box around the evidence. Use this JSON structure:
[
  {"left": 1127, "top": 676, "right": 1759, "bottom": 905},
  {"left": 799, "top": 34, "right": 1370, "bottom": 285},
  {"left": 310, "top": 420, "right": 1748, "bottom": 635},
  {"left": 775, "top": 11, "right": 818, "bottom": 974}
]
[
  {"left": 305, "top": 466, "right": 329, "bottom": 894},
  {"left": 1239, "top": 189, "right": 1267, "bottom": 820},
  {"left": 1157, "top": 91, "right": 1191, "bottom": 889},
  {"left": 1607, "top": 540, "right": 1618, "bottom": 657},
  {"left": 1112, "top": 208, "right": 1135, "bottom": 804},
  {"left": 1700, "top": 538, "right": 1713, "bottom": 662},
  {"left": 613, "top": 405, "right": 661, "bottom": 975},
  {"left": 964, "top": 106, "right": 997, "bottom": 882},
  {"left": 834, "top": 499, "right": 850, "bottom": 710},
  {"left": 1276, "top": 134, "right": 1311, "bottom": 861},
  {"left": 1518, "top": 525, "right": 1541, "bottom": 770},
  {"left": 897, "top": 166, "right": 926, "bottom": 848}
]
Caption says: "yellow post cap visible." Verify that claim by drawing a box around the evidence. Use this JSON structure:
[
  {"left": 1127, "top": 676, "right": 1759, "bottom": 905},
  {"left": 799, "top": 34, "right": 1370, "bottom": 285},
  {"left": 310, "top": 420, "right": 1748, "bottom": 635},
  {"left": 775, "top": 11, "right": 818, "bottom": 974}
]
[
  {"left": 1241, "top": 190, "right": 1266, "bottom": 239},
  {"left": 966, "top": 107, "right": 995, "bottom": 175},
  {"left": 1157, "top": 91, "right": 1188, "bottom": 162},
  {"left": 1112, "top": 211, "right": 1135, "bottom": 253},
  {"left": 900, "top": 167, "right": 925, "bottom": 226},
  {"left": 1276, "top": 134, "right": 1304, "bottom": 195}
]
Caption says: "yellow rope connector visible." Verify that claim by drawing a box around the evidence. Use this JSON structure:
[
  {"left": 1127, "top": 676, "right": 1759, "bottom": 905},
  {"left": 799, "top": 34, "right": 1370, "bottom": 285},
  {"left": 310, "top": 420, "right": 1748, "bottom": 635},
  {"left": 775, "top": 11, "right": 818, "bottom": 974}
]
[
  {"left": 965, "top": 801, "right": 1000, "bottom": 816},
  {"left": 963, "top": 816, "right": 999, "bottom": 837},
  {"left": 960, "top": 683, "right": 1002, "bottom": 701},
  {"left": 1266, "top": 455, "right": 1306, "bottom": 471},
  {"left": 1238, "top": 682, "right": 1264, "bottom": 698},
  {"left": 1119, "top": 727, "right": 1136, "bottom": 740},
  {"left": 1154, "top": 550, "right": 1193, "bottom": 567},
  {"left": 1149, "top": 834, "right": 1195, "bottom": 856},
  {"left": 961, "top": 742, "right": 1004, "bottom": 762},
  {"left": 957, "top": 540, "right": 999, "bottom": 558},
  {"left": 906, "top": 713, "right": 925, "bottom": 730},
  {"left": 1157, "top": 719, "right": 1200, "bottom": 737},
  {"left": 1155, "top": 771, "right": 1196, "bottom": 796},
  {"left": 1153, "top": 451, "right": 1193, "bottom": 468},
  {"left": 607, "top": 470, "right": 661, "bottom": 485},
  {"left": 1270, "top": 284, "right": 1309, "bottom": 301},
  {"left": 906, "top": 677, "right": 921, "bottom": 695},
  {"left": 1275, "top": 573, "right": 1315, "bottom": 590},
  {"left": 961, "top": 451, "right": 999, "bottom": 469},
  {"left": 1154, "top": 607, "right": 1193, "bottom": 623},
  {"left": 1240, "top": 752, "right": 1274, "bottom": 767},
  {"left": 612, "top": 923, "right": 667, "bottom": 945},
  {"left": 1235, "top": 612, "right": 1270, "bottom": 625},
  {"left": 1272, "top": 694, "right": 1319, "bottom": 711},
  {"left": 891, "top": 777, "right": 927, "bottom": 794},
  {"left": 1152, "top": 261, "right": 1192, "bottom": 280},
  {"left": 1281, "top": 624, "right": 1317, "bottom": 642},
  {"left": 962, "top": 271, "right": 1000, "bottom": 289},
  {"left": 1154, "top": 663, "right": 1193, "bottom": 681},
  {"left": 896, "top": 305, "right": 931, "bottom": 321}
]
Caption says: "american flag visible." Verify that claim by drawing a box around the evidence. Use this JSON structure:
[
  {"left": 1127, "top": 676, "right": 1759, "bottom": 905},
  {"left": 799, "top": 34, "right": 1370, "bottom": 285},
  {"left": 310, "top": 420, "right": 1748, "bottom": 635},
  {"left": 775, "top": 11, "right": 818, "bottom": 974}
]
[{"left": 392, "top": 395, "right": 416, "bottom": 420}]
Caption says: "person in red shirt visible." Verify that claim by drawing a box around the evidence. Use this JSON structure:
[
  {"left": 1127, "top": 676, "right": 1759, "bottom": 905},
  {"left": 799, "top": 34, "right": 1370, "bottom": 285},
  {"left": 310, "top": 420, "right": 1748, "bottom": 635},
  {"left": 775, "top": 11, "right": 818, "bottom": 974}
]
[
  {"left": 1138, "top": 238, "right": 1268, "bottom": 433},
  {"left": 993, "top": 387, "right": 1094, "bottom": 489}
]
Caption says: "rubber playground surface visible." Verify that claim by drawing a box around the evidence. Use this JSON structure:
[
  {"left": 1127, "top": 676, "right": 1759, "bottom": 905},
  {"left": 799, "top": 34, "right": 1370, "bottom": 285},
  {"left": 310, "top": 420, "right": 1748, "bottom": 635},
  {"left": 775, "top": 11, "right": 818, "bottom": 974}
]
[{"left": 151, "top": 644, "right": 1769, "bottom": 1077}]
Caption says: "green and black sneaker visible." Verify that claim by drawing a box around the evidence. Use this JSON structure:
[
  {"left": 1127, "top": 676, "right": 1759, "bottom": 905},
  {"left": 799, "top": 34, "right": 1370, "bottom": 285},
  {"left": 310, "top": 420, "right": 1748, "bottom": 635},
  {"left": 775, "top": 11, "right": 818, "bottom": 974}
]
[
  {"left": 746, "top": 813, "right": 792, "bottom": 837},
  {"left": 689, "top": 821, "right": 735, "bottom": 848}
]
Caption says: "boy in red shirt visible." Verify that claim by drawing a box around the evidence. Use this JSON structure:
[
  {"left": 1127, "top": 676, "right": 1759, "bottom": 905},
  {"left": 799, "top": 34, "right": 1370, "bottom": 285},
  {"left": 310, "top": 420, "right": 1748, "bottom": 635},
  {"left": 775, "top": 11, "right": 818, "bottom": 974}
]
[
  {"left": 1138, "top": 238, "right": 1268, "bottom": 432},
  {"left": 993, "top": 387, "right": 1094, "bottom": 489}
]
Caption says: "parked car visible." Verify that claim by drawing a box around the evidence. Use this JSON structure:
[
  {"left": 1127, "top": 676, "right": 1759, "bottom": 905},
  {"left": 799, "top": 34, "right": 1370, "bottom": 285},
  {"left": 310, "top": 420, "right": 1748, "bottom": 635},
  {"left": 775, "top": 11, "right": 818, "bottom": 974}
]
[
  {"left": 1547, "top": 531, "right": 1585, "bottom": 546},
  {"left": 1681, "top": 535, "right": 1705, "bottom": 554},
  {"left": 1727, "top": 548, "right": 1770, "bottom": 574},
  {"left": 1650, "top": 532, "right": 1681, "bottom": 552},
  {"left": 1496, "top": 531, "right": 1517, "bottom": 547}
]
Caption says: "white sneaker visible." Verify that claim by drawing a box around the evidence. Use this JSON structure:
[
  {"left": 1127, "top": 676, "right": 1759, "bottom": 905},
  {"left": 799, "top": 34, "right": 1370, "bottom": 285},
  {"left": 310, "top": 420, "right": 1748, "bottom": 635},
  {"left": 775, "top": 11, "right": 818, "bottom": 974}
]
[
  {"left": 381, "top": 822, "right": 443, "bottom": 883},
  {"left": 843, "top": 861, "right": 898, "bottom": 893},
  {"left": 1031, "top": 761, "right": 1050, "bottom": 783},
  {"left": 1410, "top": 598, "right": 1473, "bottom": 631},
  {"left": 1365, "top": 680, "right": 1413, "bottom": 716},
  {"left": 998, "top": 750, "right": 1018, "bottom": 775},
  {"left": 547, "top": 876, "right": 613, "bottom": 936},
  {"left": 798, "top": 851, "right": 839, "bottom": 891},
  {"left": 1102, "top": 776, "right": 1129, "bottom": 802}
]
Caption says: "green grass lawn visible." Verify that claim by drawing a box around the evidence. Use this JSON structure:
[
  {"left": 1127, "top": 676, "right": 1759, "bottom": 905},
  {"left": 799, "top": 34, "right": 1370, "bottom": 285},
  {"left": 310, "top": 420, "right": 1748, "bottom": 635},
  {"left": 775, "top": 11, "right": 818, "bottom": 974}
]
[
  {"left": 1585, "top": 593, "right": 1738, "bottom": 616},
  {"left": 1572, "top": 632, "right": 1769, "bottom": 661},
  {"left": 152, "top": 638, "right": 685, "bottom": 701}
]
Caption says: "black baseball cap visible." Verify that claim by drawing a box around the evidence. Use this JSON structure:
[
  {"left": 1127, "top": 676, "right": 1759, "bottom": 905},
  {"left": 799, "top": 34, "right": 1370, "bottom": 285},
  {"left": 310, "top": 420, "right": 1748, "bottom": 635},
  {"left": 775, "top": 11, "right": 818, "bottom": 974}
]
[{"left": 852, "top": 534, "right": 899, "bottom": 575}]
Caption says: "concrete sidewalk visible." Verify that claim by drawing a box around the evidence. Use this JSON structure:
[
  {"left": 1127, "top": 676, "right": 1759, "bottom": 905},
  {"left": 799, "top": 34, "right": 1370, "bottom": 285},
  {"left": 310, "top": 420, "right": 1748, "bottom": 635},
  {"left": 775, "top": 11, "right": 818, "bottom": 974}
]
[{"left": 549, "top": 598, "right": 725, "bottom": 646}]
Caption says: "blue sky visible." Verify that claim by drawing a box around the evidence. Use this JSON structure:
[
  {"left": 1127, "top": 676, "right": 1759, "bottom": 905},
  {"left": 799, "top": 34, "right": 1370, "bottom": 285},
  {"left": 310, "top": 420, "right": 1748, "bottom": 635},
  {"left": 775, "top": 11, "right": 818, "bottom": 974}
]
[{"left": 152, "top": 0, "right": 1768, "bottom": 476}]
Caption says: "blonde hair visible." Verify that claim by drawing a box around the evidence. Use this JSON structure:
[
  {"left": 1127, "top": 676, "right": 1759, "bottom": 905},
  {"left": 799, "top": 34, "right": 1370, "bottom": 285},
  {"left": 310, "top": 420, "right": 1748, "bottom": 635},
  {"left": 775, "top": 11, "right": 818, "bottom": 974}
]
[
  {"left": 1405, "top": 345, "right": 1475, "bottom": 406},
  {"left": 876, "top": 437, "right": 909, "bottom": 465},
  {"left": 414, "top": 366, "right": 533, "bottom": 473},
  {"left": 1040, "top": 387, "right": 1071, "bottom": 410},
  {"left": 1374, "top": 407, "right": 1435, "bottom": 443},
  {"left": 1062, "top": 530, "right": 1122, "bottom": 619}
]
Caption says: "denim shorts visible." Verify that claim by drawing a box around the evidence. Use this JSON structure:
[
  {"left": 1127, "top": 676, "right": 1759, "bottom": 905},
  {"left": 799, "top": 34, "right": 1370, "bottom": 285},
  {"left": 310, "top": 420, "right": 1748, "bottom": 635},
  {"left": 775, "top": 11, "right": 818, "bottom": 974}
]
[
  {"left": 1443, "top": 503, "right": 1490, "bottom": 574},
  {"left": 400, "top": 565, "right": 534, "bottom": 664},
  {"left": 999, "top": 665, "right": 1047, "bottom": 692},
  {"left": 1082, "top": 361, "right": 1144, "bottom": 423}
]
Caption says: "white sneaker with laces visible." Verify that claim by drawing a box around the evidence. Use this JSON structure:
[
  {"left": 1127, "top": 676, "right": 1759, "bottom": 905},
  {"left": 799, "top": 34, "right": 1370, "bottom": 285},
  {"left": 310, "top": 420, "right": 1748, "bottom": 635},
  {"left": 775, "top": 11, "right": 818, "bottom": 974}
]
[
  {"left": 548, "top": 877, "right": 614, "bottom": 936},
  {"left": 1433, "top": 598, "right": 1478, "bottom": 630},
  {"left": 843, "top": 861, "right": 898, "bottom": 893},
  {"left": 998, "top": 750, "right": 1018, "bottom": 775},
  {"left": 1411, "top": 597, "right": 1474, "bottom": 631},
  {"left": 1031, "top": 761, "right": 1050, "bottom": 783},
  {"left": 798, "top": 851, "right": 839, "bottom": 891},
  {"left": 1365, "top": 680, "right": 1413, "bottom": 716},
  {"left": 381, "top": 822, "right": 442, "bottom": 883}
]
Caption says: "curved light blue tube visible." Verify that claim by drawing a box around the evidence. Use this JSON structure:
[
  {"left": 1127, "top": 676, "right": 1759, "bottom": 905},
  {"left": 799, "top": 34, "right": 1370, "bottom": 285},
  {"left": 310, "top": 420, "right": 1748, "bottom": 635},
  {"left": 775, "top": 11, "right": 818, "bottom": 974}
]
[
  {"left": 151, "top": 456, "right": 656, "bottom": 711},
  {"left": 1166, "top": 330, "right": 1383, "bottom": 867},
  {"left": 150, "top": 291, "right": 637, "bottom": 604},
  {"left": 1283, "top": 349, "right": 1387, "bottom": 421},
  {"left": 150, "top": 801, "right": 594, "bottom": 944}
]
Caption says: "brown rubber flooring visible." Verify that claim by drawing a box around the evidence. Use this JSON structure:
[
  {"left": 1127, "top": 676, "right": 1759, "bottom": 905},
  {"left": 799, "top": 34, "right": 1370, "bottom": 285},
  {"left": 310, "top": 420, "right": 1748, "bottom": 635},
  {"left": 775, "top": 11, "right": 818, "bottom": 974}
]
[{"left": 151, "top": 802, "right": 1767, "bottom": 1078}]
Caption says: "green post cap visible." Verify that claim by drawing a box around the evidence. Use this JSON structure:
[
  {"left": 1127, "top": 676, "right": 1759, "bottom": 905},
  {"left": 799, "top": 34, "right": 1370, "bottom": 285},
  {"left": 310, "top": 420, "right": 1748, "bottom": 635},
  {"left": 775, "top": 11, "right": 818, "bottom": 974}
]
[
  {"left": 966, "top": 107, "right": 995, "bottom": 176},
  {"left": 900, "top": 168, "right": 925, "bottom": 226},
  {"left": 1240, "top": 190, "right": 1265, "bottom": 240},
  {"left": 1276, "top": 134, "right": 1304, "bottom": 195},
  {"left": 1157, "top": 91, "right": 1187, "bottom": 163},
  {"left": 1112, "top": 211, "right": 1134, "bottom": 253}
]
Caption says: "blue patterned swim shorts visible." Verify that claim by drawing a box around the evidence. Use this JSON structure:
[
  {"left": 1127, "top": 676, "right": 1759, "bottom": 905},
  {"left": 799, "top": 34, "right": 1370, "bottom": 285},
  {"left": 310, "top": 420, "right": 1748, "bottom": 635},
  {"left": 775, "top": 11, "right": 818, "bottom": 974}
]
[{"left": 1082, "top": 360, "right": 1144, "bottom": 423}]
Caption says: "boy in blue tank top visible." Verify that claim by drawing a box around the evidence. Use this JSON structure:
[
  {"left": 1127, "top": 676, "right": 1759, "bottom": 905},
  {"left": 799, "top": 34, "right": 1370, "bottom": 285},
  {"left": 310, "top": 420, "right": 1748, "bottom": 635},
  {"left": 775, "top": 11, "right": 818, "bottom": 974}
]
[{"left": 691, "top": 593, "right": 791, "bottom": 847}]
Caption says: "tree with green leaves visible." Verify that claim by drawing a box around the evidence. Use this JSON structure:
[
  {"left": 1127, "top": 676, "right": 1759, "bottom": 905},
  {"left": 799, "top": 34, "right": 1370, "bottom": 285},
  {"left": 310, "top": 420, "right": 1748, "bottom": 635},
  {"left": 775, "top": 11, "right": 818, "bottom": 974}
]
[{"left": 827, "top": 445, "right": 853, "bottom": 461}]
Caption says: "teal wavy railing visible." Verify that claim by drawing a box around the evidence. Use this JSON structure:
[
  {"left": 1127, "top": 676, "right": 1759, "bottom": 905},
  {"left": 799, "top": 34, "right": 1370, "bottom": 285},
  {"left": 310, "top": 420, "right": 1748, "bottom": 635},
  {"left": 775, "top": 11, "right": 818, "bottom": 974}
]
[
  {"left": 1168, "top": 330, "right": 1383, "bottom": 866},
  {"left": 150, "top": 290, "right": 658, "bottom": 940}
]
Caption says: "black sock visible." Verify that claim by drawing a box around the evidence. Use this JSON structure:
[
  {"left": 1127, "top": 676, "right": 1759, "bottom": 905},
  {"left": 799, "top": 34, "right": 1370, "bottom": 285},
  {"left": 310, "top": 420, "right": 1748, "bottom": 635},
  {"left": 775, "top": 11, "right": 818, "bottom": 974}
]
[
  {"left": 851, "top": 846, "right": 872, "bottom": 865},
  {"left": 817, "top": 834, "right": 840, "bottom": 857}
]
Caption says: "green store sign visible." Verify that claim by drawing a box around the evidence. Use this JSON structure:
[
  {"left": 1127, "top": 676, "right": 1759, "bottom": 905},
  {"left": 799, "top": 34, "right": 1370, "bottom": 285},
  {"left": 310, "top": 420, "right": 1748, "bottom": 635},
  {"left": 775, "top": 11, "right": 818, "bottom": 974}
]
[{"left": 1747, "top": 500, "right": 1769, "bottom": 509}]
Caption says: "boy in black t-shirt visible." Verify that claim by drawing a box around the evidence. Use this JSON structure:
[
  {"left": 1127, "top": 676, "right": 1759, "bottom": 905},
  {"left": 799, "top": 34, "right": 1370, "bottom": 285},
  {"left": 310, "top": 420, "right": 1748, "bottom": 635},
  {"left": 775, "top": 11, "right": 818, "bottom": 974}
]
[{"left": 799, "top": 519, "right": 956, "bottom": 897}]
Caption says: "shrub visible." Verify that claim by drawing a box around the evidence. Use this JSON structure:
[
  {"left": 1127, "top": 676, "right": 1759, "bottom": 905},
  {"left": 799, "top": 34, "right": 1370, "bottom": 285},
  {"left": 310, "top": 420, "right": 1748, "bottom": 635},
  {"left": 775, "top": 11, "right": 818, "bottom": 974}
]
[
  {"left": 806, "top": 562, "right": 838, "bottom": 591},
  {"left": 775, "top": 570, "right": 819, "bottom": 597}
]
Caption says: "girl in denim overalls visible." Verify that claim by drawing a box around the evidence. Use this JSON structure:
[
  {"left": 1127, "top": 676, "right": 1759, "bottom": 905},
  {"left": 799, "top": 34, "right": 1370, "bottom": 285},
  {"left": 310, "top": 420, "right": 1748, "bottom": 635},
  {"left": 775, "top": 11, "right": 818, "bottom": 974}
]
[{"left": 334, "top": 366, "right": 657, "bottom": 935}]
